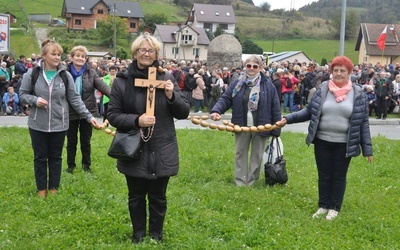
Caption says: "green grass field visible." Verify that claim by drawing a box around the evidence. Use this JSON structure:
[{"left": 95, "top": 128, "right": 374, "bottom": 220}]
[
  {"left": 254, "top": 39, "right": 359, "bottom": 65},
  {"left": 0, "top": 127, "right": 398, "bottom": 249}
]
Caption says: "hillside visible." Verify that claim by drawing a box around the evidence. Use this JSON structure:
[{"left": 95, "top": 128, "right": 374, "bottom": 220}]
[{"left": 1, "top": 0, "right": 364, "bottom": 63}]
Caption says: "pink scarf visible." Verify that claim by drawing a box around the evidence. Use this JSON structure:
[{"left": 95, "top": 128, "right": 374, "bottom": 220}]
[{"left": 328, "top": 80, "right": 352, "bottom": 102}]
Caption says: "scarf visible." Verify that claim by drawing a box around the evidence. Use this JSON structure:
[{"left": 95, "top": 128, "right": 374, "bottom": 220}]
[
  {"left": 328, "top": 79, "right": 352, "bottom": 102},
  {"left": 69, "top": 63, "right": 87, "bottom": 81},
  {"left": 70, "top": 64, "right": 87, "bottom": 96},
  {"left": 232, "top": 73, "right": 261, "bottom": 111}
]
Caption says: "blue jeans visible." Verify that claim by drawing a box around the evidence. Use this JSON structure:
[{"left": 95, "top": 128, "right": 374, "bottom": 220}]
[
  {"left": 2, "top": 102, "right": 18, "bottom": 114},
  {"left": 283, "top": 90, "right": 294, "bottom": 112},
  {"left": 194, "top": 98, "right": 202, "bottom": 112}
]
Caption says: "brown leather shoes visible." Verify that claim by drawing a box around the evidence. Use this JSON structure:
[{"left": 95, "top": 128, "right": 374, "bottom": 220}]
[{"left": 37, "top": 190, "right": 47, "bottom": 198}]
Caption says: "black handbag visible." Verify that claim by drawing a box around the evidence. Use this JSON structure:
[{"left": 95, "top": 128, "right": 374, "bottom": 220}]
[
  {"left": 107, "top": 129, "right": 142, "bottom": 160},
  {"left": 264, "top": 137, "right": 288, "bottom": 186}
]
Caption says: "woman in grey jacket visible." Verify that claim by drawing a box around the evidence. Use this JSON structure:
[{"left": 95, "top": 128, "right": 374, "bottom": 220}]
[
  {"left": 280, "top": 56, "right": 373, "bottom": 220},
  {"left": 19, "top": 40, "right": 98, "bottom": 198},
  {"left": 107, "top": 33, "right": 190, "bottom": 244}
]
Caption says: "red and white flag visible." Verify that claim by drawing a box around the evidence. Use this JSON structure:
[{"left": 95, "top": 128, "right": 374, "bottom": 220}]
[{"left": 377, "top": 26, "right": 387, "bottom": 50}]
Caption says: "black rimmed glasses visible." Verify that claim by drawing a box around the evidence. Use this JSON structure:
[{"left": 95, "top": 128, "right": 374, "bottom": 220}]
[{"left": 137, "top": 48, "right": 156, "bottom": 55}]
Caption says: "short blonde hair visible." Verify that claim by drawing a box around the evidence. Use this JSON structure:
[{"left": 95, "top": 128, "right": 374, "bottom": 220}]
[
  {"left": 130, "top": 32, "right": 161, "bottom": 59},
  {"left": 41, "top": 39, "right": 63, "bottom": 57},
  {"left": 70, "top": 45, "right": 88, "bottom": 58}
]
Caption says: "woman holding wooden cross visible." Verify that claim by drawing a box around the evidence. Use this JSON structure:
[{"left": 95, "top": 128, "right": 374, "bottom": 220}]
[{"left": 107, "top": 32, "right": 190, "bottom": 244}]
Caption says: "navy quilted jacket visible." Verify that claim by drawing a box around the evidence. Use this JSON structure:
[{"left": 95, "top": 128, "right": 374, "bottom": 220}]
[
  {"left": 285, "top": 81, "right": 373, "bottom": 158},
  {"left": 211, "top": 73, "right": 282, "bottom": 137}
]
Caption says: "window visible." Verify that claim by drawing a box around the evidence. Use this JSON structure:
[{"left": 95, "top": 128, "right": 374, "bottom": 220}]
[
  {"left": 181, "top": 35, "right": 192, "bottom": 41},
  {"left": 193, "top": 48, "right": 199, "bottom": 56},
  {"left": 130, "top": 22, "right": 136, "bottom": 29},
  {"left": 75, "top": 19, "right": 81, "bottom": 25},
  {"left": 204, "top": 23, "right": 212, "bottom": 31},
  {"left": 200, "top": 11, "right": 204, "bottom": 15},
  {"left": 226, "top": 12, "right": 230, "bottom": 16},
  {"left": 98, "top": 9, "right": 104, "bottom": 14},
  {"left": 172, "top": 47, "right": 179, "bottom": 55},
  {"left": 219, "top": 24, "right": 228, "bottom": 30}
]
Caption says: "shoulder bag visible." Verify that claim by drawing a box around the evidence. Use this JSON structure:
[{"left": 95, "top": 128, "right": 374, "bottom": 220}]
[
  {"left": 107, "top": 129, "right": 142, "bottom": 160},
  {"left": 264, "top": 137, "right": 288, "bottom": 186}
]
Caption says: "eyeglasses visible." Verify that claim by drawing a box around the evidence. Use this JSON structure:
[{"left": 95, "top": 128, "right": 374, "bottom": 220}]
[
  {"left": 137, "top": 48, "right": 156, "bottom": 55},
  {"left": 246, "top": 64, "right": 259, "bottom": 69}
]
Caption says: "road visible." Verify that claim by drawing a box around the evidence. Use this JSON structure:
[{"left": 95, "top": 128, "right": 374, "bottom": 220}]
[{"left": 2, "top": 115, "right": 400, "bottom": 140}]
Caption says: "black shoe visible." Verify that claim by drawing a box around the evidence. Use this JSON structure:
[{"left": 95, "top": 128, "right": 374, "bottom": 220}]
[
  {"left": 82, "top": 165, "right": 92, "bottom": 173},
  {"left": 132, "top": 233, "right": 145, "bottom": 244},
  {"left": 150, "top": 233, "right": 163, "bottom": 242},
  {"left": 66, "top": 167, "right": 75, "bottom": 174},
  {"left": 132, "top": 236, "right": 144, "bottom": 244},
  {"left": 382, "top": 116, "right": 387, "bottom": 120},
  {"left": 376, "top": 116, "right": 381, "bottom": 119}
]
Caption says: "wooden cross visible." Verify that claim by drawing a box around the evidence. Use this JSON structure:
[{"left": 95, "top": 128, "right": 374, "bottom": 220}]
[{"left": 134, "top": 67, "right": 167, "bottom": 116}]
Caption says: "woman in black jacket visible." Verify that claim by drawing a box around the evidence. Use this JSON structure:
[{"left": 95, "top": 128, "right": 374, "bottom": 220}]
[
  {"left": 107, "top": 33, "right": 190, "bottom": 244},
  {"left": 66, "top": 46, "right": 111, "bottom": 173},
  {"left": 280, "top": 56, "right": 373, "bottom": 220}
]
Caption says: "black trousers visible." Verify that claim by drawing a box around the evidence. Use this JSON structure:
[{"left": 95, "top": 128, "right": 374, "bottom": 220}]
[
  {"left": 66, "top": 119, "right": 92, "bottom": 168},
  {"left": 103, "top": 103, "right": 109, "bottom": 123},
  {"left": 29, "top": 128, "right": 66, "bottom": 190},
  {"left": 376, "top": 96, "right": 388, "bottom": 118},
  {"left": 314, "top": 138, "right": 351, "bottom": 212},
  {"left": 125, "top": 176, "right": 169, "bottom": 239}
]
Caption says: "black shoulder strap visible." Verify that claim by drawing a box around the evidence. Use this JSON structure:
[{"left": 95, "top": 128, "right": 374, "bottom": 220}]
[
  {"left": 30, "top": 67, "right": 41, "bottom": 95},
  {"left": 31, "top": 67, "right": 69, "bottom": 95},
  {"left": 31, "top": 67, "right": 40, "bottom": 87},
  {"left": 59, "top": 70, "right": 69, "bottom": 89}
]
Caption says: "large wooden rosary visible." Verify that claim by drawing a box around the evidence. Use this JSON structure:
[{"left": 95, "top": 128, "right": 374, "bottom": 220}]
[
  {"left": 188, "top": 115, "right": 284, "bottom": 132},
  {"left": 95, "top": 115, "right": 284, "bottom": 136}
]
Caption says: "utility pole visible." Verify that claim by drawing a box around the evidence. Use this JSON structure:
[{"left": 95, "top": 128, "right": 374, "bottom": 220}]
[
  {"left": 113, "top": 3, "right": 117, "bottom": 58},
  {"left": 339, "top": 0, "right": 346, "bottom": 56}
]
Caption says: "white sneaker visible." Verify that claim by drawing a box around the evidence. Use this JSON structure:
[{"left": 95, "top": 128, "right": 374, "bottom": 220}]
[
  {"left": 312, "top": 208, "right": 328, "bottom": 218},
  {"left": 195, "top": 111, "right": 202, "bottom": 114},
  {"left": 326, "top": 209, "right": 339, "bottom": 220}
]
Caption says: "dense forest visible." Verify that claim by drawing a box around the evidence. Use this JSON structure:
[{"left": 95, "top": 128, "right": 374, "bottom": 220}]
[{"left": 299, "top": 0, "right": 400, "bottom": 24}]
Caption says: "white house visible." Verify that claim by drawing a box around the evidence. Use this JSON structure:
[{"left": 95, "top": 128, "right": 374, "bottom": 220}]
[
  {"left": 185, "top": 3, "right": 236, "bottom": 35},
  {"left": 153, "top": 24, "right": 210, "bottom": 62}
]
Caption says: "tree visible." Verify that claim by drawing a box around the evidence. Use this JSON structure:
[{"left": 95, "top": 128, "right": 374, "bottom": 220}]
[
  {"left": 116, "top": 46, "right": 128, "bottom": 60},
  {"left": 260, "top": 2, "right": 271, "bottom": 12},
  {"left": 242, "top": 39, "right": 263, "bottom": 54},
  {"left": 213, "top": 26, "right": 224, "bottom": 38},
  {"left": 97, "top": 16, "right": 128, "bottom": 47},
  {"left": 142, "top": 13, "right": 168, "bottom": 33},
  {"left": 331, "top": 10, "right": 358, "bottom": 40}
]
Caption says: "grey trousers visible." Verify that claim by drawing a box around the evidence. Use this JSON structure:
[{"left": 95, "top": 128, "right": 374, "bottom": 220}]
[{"left": 234, "top": 132, "right": 268, "bottom": 186}]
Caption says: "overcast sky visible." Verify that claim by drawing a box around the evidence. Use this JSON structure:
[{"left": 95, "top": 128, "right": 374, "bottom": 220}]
[{"left": 252, "top": 0, "right": 318, "bottom": 10}]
